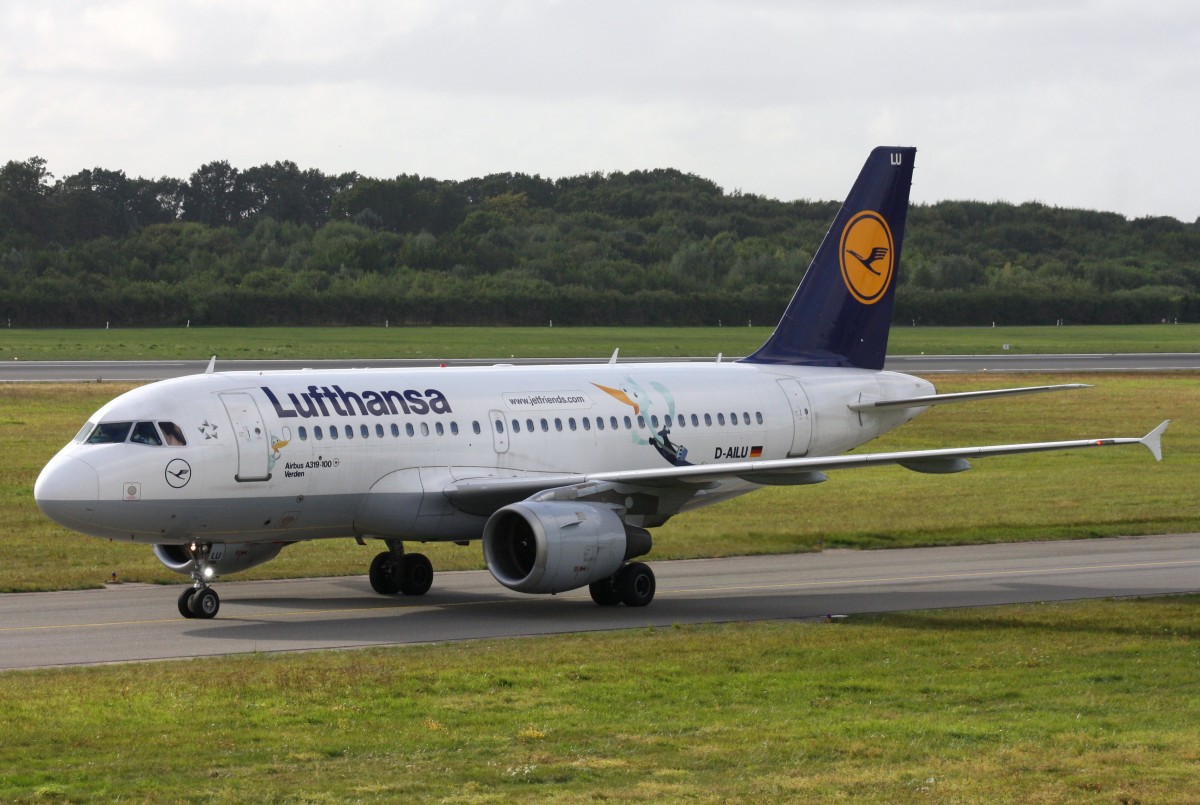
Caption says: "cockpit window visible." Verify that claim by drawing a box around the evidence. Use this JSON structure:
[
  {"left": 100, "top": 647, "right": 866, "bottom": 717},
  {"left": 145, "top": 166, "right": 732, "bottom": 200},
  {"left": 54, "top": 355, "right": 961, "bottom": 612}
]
[
  {"left": 73, "top": 422, "right": 96, "bottom": 444},
  {"left": 130, "top": 421, "right": 163, "bottom": 446},
  {"left": 159, "top": 422, "right": 186, "bottom": 446},
  {"left": 87, "top": 422, "right": 133, "bottom": 444}
]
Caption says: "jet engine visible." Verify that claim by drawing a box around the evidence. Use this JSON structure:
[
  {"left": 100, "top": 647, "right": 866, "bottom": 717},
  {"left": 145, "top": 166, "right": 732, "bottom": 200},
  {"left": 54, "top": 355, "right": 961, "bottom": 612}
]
[
  {"left": 153, "top": 542, "right": 289, "bottom": 578},
  {"left": 482, "top": 501, "right": 651, "bottom": 595}
]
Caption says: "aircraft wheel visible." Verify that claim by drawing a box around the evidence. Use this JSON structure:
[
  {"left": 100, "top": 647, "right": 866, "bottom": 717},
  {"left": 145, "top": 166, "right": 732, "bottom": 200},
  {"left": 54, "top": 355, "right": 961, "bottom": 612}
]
[
  {"left": 188, "top": 587, "right": 220, "bottom": 619},
  {"left": 617, "top": 562, "right": 656, "bottom": 607},
  {"left": 177, "top": 588, "right": 198, "bottom": 619},
  {"left": 369, "top": 551, "right": 401, "bottom": 595},
  {"left": 589, "top": 576, "right": 622, "bottom": 606},
  {"left": 398, "top": 553, "right": 433, "bottom": 596}
]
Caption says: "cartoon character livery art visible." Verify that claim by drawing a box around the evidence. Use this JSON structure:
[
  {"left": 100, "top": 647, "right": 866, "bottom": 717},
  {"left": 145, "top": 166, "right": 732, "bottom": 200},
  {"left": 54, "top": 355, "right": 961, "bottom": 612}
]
[{"left": 593, "top": 378, "right": 692, "bottom": 467}]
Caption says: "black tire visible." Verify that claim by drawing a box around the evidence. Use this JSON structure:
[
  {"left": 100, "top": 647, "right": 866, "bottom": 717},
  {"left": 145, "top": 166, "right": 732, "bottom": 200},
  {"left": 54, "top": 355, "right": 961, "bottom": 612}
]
[
  {"left": 189, "top": 587, "right": 220, "bottom": 619},
  {"left": 369, "top": 551, "right": 400, "bottom": 595},
  {"left": 398, "top": 553, "right": 433, "bottom": 596},
  {"left": 177, "top": 588, "right": 197, "bottom": 619},
  {"left": 589, "top": 575, "right": 622, "bottom": 606},
  {"left": 617, "top": 562, "right": 656, "bottom": 607}
]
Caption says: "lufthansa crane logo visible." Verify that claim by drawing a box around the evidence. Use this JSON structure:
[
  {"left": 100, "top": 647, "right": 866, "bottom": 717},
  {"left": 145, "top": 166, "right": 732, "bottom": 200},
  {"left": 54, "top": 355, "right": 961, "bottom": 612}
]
[
  {"left": 839, "top": 210, "right": 895, "bottom": 305},
  {"left": 165, "top": 459, "right": 192, "bottom": 489}
]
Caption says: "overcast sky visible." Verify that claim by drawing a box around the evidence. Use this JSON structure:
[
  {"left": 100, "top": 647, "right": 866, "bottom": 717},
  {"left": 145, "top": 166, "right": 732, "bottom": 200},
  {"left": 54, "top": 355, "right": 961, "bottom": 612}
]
[{"left": 3, "top": 1, "right": 1197, "bottom": 221}]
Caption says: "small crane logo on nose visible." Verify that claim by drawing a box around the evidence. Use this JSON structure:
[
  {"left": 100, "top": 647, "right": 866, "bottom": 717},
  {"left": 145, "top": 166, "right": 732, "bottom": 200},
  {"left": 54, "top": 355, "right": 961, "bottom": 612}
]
[{"left": 165, "top": 459, "right": 192, "bottom": 489}]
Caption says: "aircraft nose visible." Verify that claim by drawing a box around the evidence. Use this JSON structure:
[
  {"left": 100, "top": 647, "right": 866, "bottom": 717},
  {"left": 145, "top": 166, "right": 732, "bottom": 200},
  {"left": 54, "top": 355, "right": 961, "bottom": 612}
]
[{"left": 35, "top": 454, "right": 100, "bottom": 528}]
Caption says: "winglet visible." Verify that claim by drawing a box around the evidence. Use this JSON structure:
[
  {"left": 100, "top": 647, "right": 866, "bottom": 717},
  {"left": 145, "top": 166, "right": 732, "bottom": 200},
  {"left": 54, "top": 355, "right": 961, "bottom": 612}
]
[
  {"left": 1141, "top": 420, "right": 1170, "bottom": 462},
  {"left": 205, "top": 355, "right": 216, "bottom": 375}
]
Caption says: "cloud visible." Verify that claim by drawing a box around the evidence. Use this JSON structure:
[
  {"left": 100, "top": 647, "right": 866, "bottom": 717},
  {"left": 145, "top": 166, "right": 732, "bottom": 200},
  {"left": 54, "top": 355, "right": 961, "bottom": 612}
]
[{"left": 2, "top": 0, "right": 1197, "bottom": 220}]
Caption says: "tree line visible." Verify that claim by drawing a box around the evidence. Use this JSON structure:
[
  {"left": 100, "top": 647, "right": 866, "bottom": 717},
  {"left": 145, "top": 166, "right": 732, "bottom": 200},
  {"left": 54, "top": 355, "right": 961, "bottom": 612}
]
[{"left": 1, "top": 156, "right": 1197, "bottom": 327}]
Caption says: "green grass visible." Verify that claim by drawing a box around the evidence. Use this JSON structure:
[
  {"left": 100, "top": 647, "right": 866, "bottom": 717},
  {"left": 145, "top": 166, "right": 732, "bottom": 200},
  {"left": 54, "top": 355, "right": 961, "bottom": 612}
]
[
  {"left": 0, "top": 323, "right": 1198, "bottom": 360},
  {"left": 1, "top": 373, "right": 1193, "bottom": 592},
  {"left": 2, "top": 597, "right": 1199, "bottom": 802}
]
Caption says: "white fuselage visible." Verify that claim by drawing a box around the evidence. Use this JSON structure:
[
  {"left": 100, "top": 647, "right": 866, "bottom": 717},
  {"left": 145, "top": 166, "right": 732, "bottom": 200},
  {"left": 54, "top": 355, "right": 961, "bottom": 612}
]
[{"left": 34, "top": 361, "right": 933, "bottom": 547}]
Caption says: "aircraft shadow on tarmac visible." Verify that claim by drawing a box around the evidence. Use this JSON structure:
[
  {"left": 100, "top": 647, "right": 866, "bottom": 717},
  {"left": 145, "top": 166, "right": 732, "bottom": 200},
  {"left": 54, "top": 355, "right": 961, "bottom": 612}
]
[{"left": 175, "top": 580, "right": 1191, "bottom": 646}]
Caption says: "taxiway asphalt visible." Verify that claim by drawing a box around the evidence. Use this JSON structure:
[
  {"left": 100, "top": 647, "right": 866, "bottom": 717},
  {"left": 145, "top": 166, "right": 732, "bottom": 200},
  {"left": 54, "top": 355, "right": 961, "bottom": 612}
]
[{"left": 3, "top": 533, "right": 1198, "bottom": 670}]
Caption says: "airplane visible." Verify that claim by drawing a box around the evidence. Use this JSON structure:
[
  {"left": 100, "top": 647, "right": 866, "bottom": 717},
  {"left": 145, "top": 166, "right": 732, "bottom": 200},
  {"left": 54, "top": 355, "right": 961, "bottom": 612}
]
[{"left": 34, "top": 147, "right": 1169, "bottom": 619}]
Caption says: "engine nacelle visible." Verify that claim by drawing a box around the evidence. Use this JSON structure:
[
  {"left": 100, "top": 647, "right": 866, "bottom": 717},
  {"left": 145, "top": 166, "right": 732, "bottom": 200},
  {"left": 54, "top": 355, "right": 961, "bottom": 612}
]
[
  {"left": 483, "top": 501, "right": 648, "bottom": 594},
  {"left": 153, "top": 542, "right": 289, "bottom": 578}
]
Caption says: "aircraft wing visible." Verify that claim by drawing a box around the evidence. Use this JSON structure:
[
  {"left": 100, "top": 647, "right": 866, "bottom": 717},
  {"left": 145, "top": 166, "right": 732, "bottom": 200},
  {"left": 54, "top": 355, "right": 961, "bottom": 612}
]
[
  {"left": 848, "top": 383, "right": 1091, "bottom": 412},
  {"left": 444, "top": 421, "right": 1169, "bottom": 512}
]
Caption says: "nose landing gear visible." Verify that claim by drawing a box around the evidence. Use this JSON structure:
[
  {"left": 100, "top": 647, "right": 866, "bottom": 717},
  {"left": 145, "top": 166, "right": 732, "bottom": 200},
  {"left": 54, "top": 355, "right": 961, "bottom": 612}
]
[{"left": 177, "top": 543, "right": 220, "bottom": 619}]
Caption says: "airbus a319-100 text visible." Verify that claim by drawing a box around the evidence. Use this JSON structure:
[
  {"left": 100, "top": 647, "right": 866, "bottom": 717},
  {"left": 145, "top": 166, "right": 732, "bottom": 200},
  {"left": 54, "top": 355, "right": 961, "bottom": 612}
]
[{"left": 35, "top": 147, "right": 1169, "bottom": 619}]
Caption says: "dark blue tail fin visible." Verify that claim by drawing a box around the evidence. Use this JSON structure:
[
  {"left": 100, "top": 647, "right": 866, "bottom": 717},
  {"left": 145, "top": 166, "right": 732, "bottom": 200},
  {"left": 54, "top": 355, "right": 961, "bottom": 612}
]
[{"left": 741, "top": 146, "right": 916, "bottom": 370}]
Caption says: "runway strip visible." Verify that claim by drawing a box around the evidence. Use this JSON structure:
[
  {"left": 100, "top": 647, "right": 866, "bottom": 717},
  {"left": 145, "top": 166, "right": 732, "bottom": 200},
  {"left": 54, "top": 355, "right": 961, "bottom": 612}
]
[
  {"left": 3, "top": 533, "right": 1198, "bottom": 670},
  {"left": 3, "top": 353, "right": 1200, "bottom": 382}
]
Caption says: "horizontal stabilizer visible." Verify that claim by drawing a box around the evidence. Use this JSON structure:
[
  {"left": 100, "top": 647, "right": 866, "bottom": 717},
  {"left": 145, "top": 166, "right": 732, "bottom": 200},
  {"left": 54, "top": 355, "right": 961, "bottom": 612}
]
[{"left": 848, "top": 384, "right": 1091, "bottom": 412}]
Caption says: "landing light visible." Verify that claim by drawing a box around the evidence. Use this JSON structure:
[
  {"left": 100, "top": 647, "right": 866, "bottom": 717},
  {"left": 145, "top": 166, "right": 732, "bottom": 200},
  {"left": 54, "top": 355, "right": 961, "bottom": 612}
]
[{"left": 203, "top": 567, "right": 215, "bottom": 580}]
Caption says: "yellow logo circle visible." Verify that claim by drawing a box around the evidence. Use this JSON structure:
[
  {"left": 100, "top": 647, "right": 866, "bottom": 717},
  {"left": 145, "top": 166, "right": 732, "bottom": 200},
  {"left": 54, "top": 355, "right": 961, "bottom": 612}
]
[{"left": 839, "top": 210, "right": 894, "bottom": 305}]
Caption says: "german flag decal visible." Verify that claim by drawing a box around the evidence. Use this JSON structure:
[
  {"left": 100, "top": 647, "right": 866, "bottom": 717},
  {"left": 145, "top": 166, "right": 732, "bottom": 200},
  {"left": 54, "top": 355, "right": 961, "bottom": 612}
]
[{"left": 750, "top": 446, "right": 763, "bottom": 458}]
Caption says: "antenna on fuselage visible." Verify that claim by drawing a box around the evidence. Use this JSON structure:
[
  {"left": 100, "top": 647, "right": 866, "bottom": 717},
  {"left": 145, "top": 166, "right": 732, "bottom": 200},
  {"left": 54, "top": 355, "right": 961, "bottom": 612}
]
[{"left": 205, "top": 355, "right": 216, "bottom": 374}]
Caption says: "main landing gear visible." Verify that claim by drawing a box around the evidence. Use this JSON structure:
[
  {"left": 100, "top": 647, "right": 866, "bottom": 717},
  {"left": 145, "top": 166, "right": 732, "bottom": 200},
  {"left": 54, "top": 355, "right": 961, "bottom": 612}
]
[
  {"left": 369, "top": 540, "right": 434, "bottom": 597},
  {"left": 588, "top": 562, "right": 656, "bottom": 607},
  {"left": 177, "top": 542, "right": 220, "bottom": 619}
]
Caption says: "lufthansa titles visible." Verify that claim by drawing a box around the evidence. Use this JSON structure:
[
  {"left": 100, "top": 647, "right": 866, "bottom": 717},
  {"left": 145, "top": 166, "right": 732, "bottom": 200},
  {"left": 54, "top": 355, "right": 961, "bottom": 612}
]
[{"left": 263, "top": 385, "right": 452, "bottom": 419}]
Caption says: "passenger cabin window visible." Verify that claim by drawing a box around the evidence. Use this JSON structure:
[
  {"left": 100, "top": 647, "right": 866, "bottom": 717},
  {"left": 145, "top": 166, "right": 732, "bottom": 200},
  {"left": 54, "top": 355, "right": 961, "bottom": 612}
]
[
  {"left": 129, "top": 421, "right": 162, "bottom": 446},
  {"left": 299, "top": 426, "right": 308, "bottom": 441}
]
